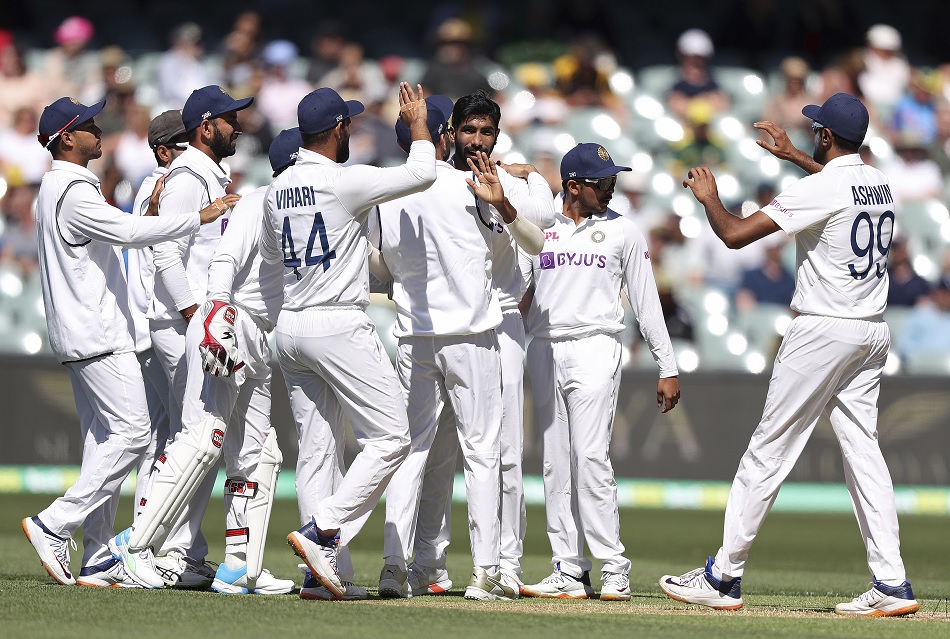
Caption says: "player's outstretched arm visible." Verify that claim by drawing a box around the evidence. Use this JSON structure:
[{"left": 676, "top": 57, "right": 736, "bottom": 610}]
[
  {"left": 398, "top": 82, "right": 429, "bottom": 142},
  {"left": 683, "top": 167, "right": 781, "bottom": 249},
  {"left": 754, "top": 121, "right": 823, "bottom": 175},
  {"left": 657, "top": 376, "right": 680, "bottom": 413}
]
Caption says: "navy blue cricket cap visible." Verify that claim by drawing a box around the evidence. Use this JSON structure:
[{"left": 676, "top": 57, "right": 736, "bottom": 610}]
[
  {"left": 269, "top": 127, "right": 303, "bottom": 176},
  {"left": 182, "top": 85, "right": 254, "bottom": 132},
  {"left": 394, "top": 95, "right": 453, "bottom": 153},
  {"left": 38, "top": 97, "right": 106, "bottom": 148},
  {"left": 297, "top": 87, "right": 365, "bottom": 135},
  {"left": 560, "top": 143, "right": 632, "bottom": 181},
  {"left": 802, "top": 92, "right": 869, "bottom": 145}
]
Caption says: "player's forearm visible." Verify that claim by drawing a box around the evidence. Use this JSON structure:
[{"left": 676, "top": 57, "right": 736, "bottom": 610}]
[
  {"left": 68, "top": 196, "right": 199, "bottom": 249},
  {"left": 206, "top": 259, "right": 237, "bottom": 304},
  {"left": 784, "top": 148, "right": 823, "bottom": 175},
  {"left": 698, "top": 197, "right": 751, "bottom": 249},
  {"left": 506, "top": 214, "right": 545, "bottom": 255}
]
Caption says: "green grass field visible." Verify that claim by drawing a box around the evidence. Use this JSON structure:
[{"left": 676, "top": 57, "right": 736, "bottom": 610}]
[{"left": 2, "top": 493, "right": 947, "bottom": 639}]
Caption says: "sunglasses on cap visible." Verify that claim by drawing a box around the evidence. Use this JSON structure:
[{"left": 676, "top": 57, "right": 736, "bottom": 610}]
[
  {"left": 578, "top": 175, "right": 617, "bottom": 191},
  {"left": 811, "top": 122, "right": 825, "bottom": 133}
]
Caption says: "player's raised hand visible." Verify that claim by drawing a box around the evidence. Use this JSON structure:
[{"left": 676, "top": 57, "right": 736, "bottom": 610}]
[
  {"left": 496, "top": 160, "right": 538, "bottom": 180},
  {"left": 198, "top": 300, "right": 245, "bottom": 377},
  {"left": 753, "top": 121, "right": 798, "bottom": 161},
  {"left": 682, "top": 167, "right": 720, "bottom": 205},
  {"left": 398, "top": 82, "right": 428, "bottom": 128},
  {"left": 657, "top": 376, "right": 680, "bottom": 413},
  {"left": 144, "top": 173, "right": 168, "bottom": 216},
  {"left": 467, "top": 150, "right": 505, "bottom": 206},
  {"left": 198, "top": 194, "right": 241, "bottom": 225}
]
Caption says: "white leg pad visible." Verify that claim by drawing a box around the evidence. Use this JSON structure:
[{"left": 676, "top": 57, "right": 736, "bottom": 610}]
[
  {"left": 245, "top": 428, "right": 282, "bottom": 584},
  {"left": 129, "top": 418, "right": 227, "bottom": 551}
]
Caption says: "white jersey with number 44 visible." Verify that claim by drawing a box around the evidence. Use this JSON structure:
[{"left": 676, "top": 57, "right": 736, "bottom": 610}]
[{"left": 762, "top": 154, "right": 894, "bottom": 319}]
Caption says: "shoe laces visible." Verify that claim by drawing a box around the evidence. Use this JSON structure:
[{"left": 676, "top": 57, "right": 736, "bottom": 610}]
[
  {"left": 677, "top": 566, "right": 711, "bottom": 589},
  {"left": 854, "top": 583, "right": 883, "bottom": 603},
  {"left": 52, "top": 536, "right": 77, "bottom": 569},
  {"left": 602, "top": 572, "right": 629, "bottom": 588},
  {"left": 540, "top": 570, "right": 577, "bottom": 585}
]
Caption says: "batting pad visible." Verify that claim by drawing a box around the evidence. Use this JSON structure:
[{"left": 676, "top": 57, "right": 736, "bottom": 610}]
[
  {"left": 129, "top": 417, "right": 228, "bottom": 551},
  {"left": 245, "top": 428, "right": 282, "bottom": 583}
]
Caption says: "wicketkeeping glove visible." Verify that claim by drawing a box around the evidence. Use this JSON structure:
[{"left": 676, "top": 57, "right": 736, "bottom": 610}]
[{"left": 198, "top": 300, "right": 245, "bottom": 377}]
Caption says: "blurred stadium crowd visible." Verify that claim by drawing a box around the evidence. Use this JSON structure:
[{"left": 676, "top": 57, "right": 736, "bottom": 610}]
[{"left": 0, "top": 13, "right": 948, "bottom": 375}]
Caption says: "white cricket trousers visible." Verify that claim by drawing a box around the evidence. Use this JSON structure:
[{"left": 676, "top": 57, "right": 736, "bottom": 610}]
[
  {"left": 38, "top": 352, "right": 151, "bottom": 567},
  {"left": 383, "top": 329, "right": 502, "bottom": 570},
  {"left": 411, "top": 310, "right": 526, "bottom": 574},
  {"left": 134, "top": 348, "right": 171, "bottom": 521},
  {"left": 277, "top": 307, "right": 410, "bottom": 542},
  {"left": 179, "top": 309, "right": 272, "bottom": 541},
  {"left": 714, "top": 314, "right": 907, "bottom": 581},
  {"left": 526, "top": 332, "right": 631, "bottom": 576},
  {"left": 148, "top": 318, "right": 214, "bottom": 560}
]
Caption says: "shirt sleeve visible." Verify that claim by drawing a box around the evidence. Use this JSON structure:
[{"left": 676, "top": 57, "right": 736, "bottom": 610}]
[
  {"left": 259, "top": 185, "right": 283, "bottom": 265},
  {"left": 333, "top": 140, "right": 436, "bottom": 217},
  {"left": 622, "top": 224, "right": 679, "bottom": 377},
  {"left": 206, "top": 193, "right": 261, "bottom": 303},
  {"left": 499, "top": 168, "right": 557, "bottom": 229},
  {"left": 761, "top": 173, "right": 834, "bottom": 236},
  {"left": 60, "top": 181, "right": 199, "bottom": 249},
  {"left": 152, "top": 173, "right": 206, "bottom": 311}
]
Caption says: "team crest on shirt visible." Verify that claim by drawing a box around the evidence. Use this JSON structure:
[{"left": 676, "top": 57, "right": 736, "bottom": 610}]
[
  {"left": 597, "top": 146, "right": 610, "bottom": 161},
  {"left": 590, "top": 230, "right": 605, "bottom": 244}
]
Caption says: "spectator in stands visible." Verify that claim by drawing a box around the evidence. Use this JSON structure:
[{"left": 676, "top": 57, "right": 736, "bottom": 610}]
[
  {"left": 307, "top": 21, "right": 347, "bottom": 85},
  {"left": 82, "top": 47, "right": 136, "bottom": 137},
  {"left": 221, "top": 10, "right": 263, "bottom": 93},
  {"left": 316, "top": 42, "right": 387, "bottom": 107},
  {"left": 734, "top": 237, "right": 795, "bottom": 312},
  {"left": 887, "top": 237, "right": 931, "bottom": 307},
  {"left": 881, "top": 132, "right": 944, "bottom": 204},
  {"left": 111, "top": 104, "right": 157, "bottom": 195},
  {"left": 613, "top": 171, "right": 664, "bottom": 232},
  {"left": 761, "top": 56, "right": 816, "bottom": 148},
  {"left": 156, "top": 23, "right": 217, "bottom": 106},
  {"left": 671, "top": 98, "right": 727, "bottom": 173},
  {"left": 648, "top": 226, "right": 695, "bottom": 342},
  {"left": 858, "top": 24, "right": 910, "bottom": 113},
  {"left": 667, "top": 29, "right": 729, "bottom": 121},
  {"left": 0, "top": 181, "right": 40, "bottom": 276},
  {"left": 0, "top": 38, "right": 48, "bottom": 130},
  {"left": 892, "top": 68, "right": 942, "bottom": 146},
  {"left": 257, "top": 40, "right": 313, "bottom": 131},
  {"left": 0, "top": 107, "right": 50, "bottom": 185},
  {"left": 897, "top": 274, "right": 950, "bottom": 363},
  {"left": 420, "top": 18, "right": 491, "bottom": 100},
  {"left": 502, "top": 62, "right": 569, "bottom": 133},
  {"left": 552, "top": 33, "right": 622, "bottom": 114},
  {"left": 42, "top": 16, "right": 98, "bottom": 102}
]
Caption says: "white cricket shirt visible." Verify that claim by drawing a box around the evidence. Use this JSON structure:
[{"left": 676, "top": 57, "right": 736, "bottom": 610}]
[
  {"left": 525, "top": 209, "right": 678, "bottom": 378},
  {"left": 36, "top": 160, "right": 200, "bottom": 362},
  {"left": 127, "top": 167, "right": 165, "bottom": 352},
  {"left": 761, "top": 154, "right": 893, "bottom": 319},
  {"left": 260, "top": 140, "right": 436, "bottom": 310},
  {"left": 372, "top": 161, "right": 502, "bottom": 337},
  {"left": 206, "top": 186, "right": 283, "bottom": 331},
  {"left": 150, "top": 145, "right": 231, "bottom": 320}
]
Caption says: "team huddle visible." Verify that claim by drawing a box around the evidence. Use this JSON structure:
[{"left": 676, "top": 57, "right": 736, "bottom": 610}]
[{"left": 20, "top": 79, "right": 920, "bottom": 616}]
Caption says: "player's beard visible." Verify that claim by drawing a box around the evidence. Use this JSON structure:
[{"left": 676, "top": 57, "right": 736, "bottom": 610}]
[
  {"left": 337, "top": 129, "right": 350, "bottom": 163},
  {"left": 210, "top": 121, "right": 238, "bottom": 159}
]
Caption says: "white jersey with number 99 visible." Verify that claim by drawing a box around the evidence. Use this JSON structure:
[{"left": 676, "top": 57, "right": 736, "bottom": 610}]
[{"left": 762, "top": 154, "right": 894, "bottom": 319}]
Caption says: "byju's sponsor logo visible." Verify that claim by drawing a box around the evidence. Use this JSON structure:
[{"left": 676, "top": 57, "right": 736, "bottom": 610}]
[{"left": 539, "top": 252, "right": 607, "bottom": 269}]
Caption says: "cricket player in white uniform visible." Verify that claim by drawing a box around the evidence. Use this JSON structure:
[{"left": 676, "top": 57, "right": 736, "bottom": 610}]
[
  {"left": 128, "top": 111, "right": 189, "bottom": 522},
  {"left": 398, "top": 90, "right": 557, "bottom": 597},
  {"left": 369, "top": 95, "right": 546, "bottom": 600},
  {"left": 264, "top": 84, "right": 435, "bottom": 601},
  {"left": 145, "top": 85, "right": 253, "bottom": 588},
  {"left": 659, "top": 93, "right": 919, "bottom": 617},
  {"left": 111, "top": 131, "right": 301, "bottom": 594},
  {"left": 22, "top": 97, "right": 230, "bottom": 588},
  {"left": 521, "top": 143, "right": 680, "bottom": 601}
]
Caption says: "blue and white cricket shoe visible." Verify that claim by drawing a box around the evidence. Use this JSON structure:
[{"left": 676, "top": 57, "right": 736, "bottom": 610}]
[
  {"left": 659, "top": 557, "right": 743, "bottom": 610},
  {"left": 287, "top": 519, "right": 343, "bottom": 599},
  {"left": 77, "top": 556, "right": 142, "bottom": 588},
  {"left": 211, "top": 563, "right": 294, "bottom": 594},
  {"left": 834, "top": 578, "right": 920, "bottom": 617},
  {"left": 108, "top": 527, "right": 165, "bottom": 589},
  {"left": 22, "top": 516, "right": 77, "bottom": 585}
]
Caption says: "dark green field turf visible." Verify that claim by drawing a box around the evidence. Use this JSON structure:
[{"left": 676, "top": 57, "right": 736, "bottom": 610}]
[{"left": 2, "top": 493, "right": 947, "bottom": 638}]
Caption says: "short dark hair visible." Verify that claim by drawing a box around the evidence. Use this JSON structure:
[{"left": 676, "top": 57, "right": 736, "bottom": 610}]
[
  {"left": 451, "top": 90, "right": 501, "bottom": 129},
  {"left": 833, "top": 132, "right": 861, "bottom": 153},
  {"left": 302, "top": 128, "right": 334, "bottom": 148}
]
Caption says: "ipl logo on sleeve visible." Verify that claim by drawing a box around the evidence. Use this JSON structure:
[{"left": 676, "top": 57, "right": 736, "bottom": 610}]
[{"left": 539, "top": 252, "right": 556, "bottom": 270}]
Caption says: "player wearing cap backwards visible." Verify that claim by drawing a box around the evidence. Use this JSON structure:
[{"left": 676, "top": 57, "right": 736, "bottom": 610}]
[
  {"left": 367, "top": 95, "right": 546, "bottom": 600},
  {"left": 395, "top": 89, "right": 558, "bottom": 599},
  {"left": 128, "top": 111, "right": 189, "bottom": 526},
  {"left": 111, "top": 130, "right": 303, "bottom": 593},
  {"left": 658, "top": 93, "right": 919, "bottom": 617},
  {"left": 21, "top": 97, "right": 231, "bottom": 588},
  {"left": 137, "top": 85, "right": 252, "bottom": 589},
  {"left": 520, "top": 143, "right": 680, "bottom": 601},
  {"left": 263, "top": 83, "right": 435, "bottom": 601}
]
